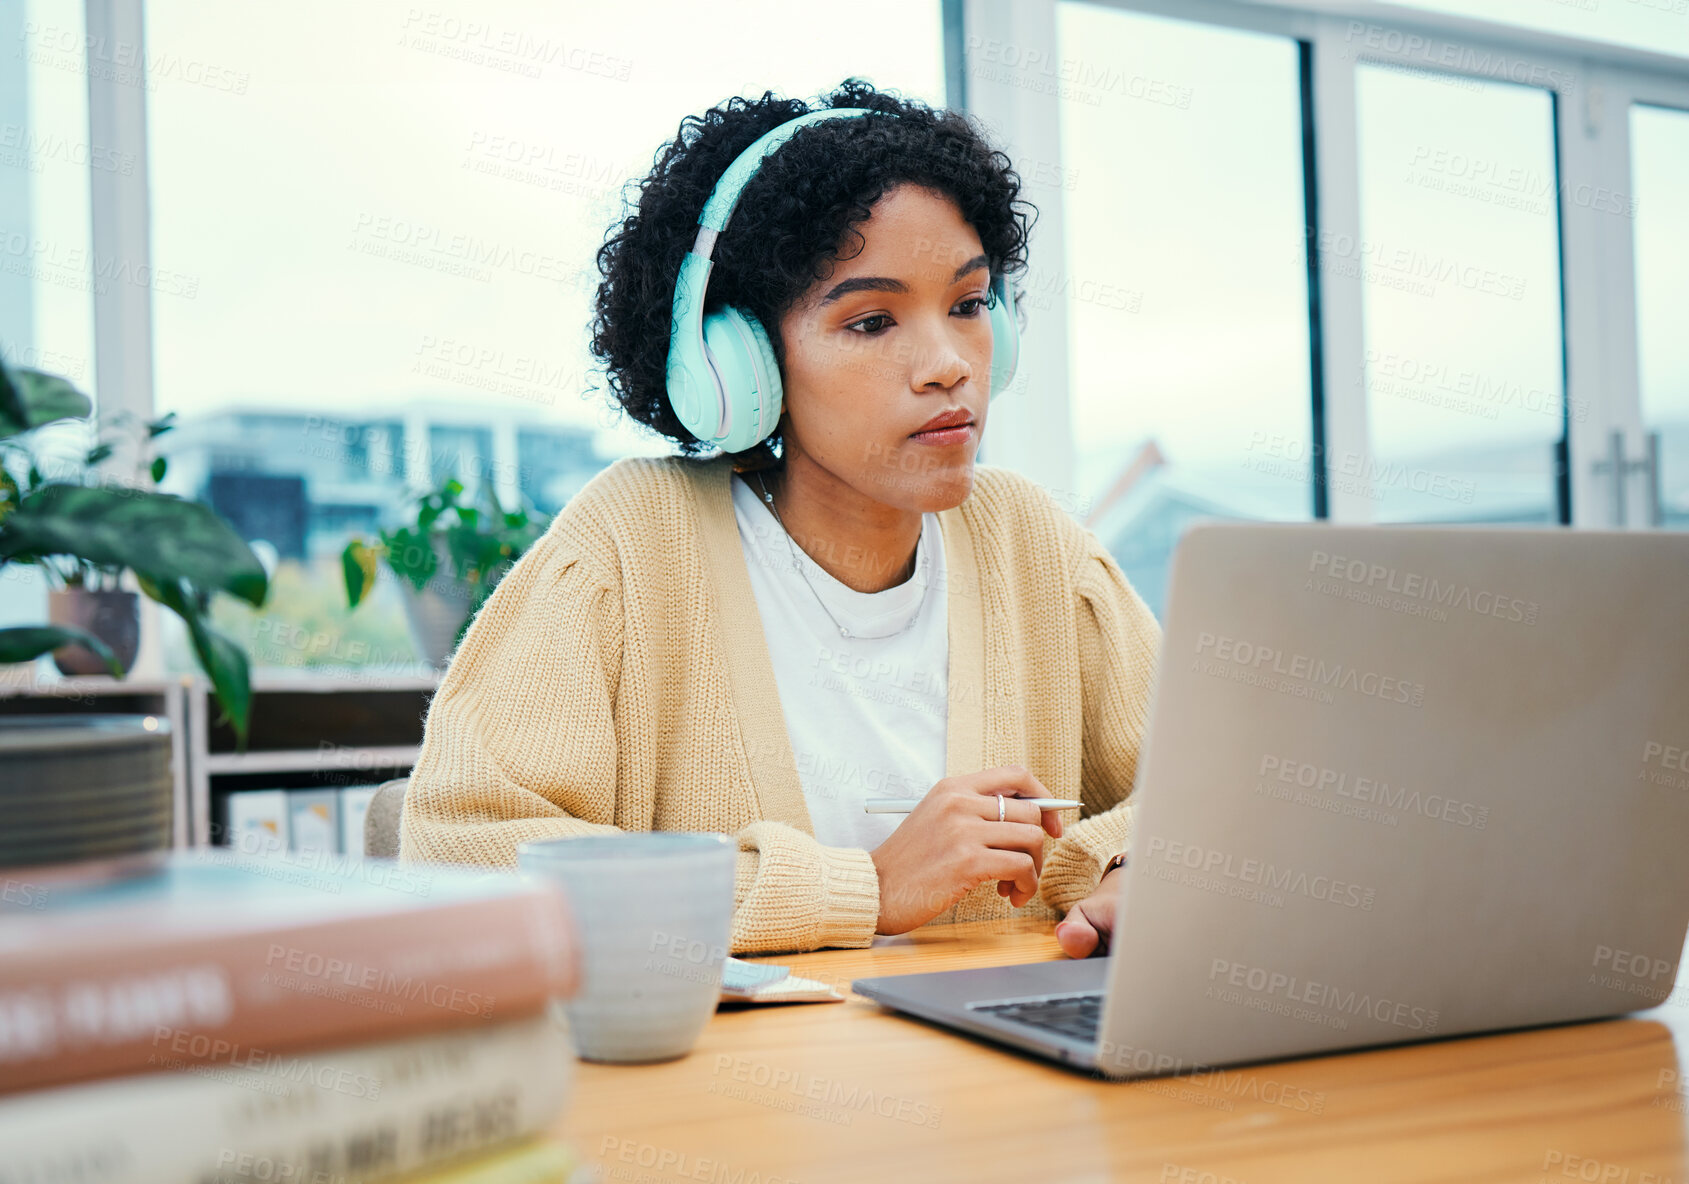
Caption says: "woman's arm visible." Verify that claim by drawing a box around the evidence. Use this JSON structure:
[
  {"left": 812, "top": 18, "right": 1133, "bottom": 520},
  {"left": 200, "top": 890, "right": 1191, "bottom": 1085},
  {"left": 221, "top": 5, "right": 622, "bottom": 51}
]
[
  {"left": 398, "top": 521, "right": 880, "bottom": 956},
  {"left": 1036, "top": 532, "right": 1162, "bottom": 915},
  {"left": 398, "top": 529, "right": 621, "bottom": 861}
]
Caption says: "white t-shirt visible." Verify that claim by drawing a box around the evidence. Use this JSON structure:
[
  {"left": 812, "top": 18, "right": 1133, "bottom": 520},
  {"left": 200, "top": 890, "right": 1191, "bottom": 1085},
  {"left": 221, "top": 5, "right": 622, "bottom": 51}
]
[{"left": 730, "top": 472, "right": 949, "bottom": 852}]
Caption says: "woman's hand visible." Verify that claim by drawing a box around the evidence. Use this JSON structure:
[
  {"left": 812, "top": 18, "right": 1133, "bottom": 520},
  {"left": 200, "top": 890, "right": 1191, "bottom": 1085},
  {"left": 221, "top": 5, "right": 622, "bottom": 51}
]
[
  {"left": 869, "top": 765, "right": 1066, "bottom": 935},
  {"left": 1055, "top": 866, "right": 1125, "bottom": 959}
]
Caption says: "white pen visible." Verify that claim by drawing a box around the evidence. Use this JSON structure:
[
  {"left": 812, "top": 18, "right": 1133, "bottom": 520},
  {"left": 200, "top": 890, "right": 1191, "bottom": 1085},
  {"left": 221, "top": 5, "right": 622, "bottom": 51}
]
[{"left": 863, "top": 798, "right": 1084, "bottom": 814}]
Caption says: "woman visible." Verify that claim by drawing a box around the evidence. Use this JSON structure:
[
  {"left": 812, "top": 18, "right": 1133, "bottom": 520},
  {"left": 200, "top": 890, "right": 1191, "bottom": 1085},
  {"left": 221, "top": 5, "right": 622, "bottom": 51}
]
[{"left": 399, "top": 79, "right": 1161, "bottom": 959}]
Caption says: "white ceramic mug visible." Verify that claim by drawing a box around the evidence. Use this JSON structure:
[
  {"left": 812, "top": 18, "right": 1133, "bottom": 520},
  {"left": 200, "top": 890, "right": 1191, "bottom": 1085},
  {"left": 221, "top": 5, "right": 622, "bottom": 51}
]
[{"left": 517, "top": 832, "right": 735, "bottom": 1063}]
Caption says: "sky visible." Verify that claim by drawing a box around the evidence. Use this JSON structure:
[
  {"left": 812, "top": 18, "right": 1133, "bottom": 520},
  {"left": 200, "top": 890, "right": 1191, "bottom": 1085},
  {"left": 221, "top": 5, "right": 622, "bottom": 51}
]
[{"left": 8, "top": 0, "right": 1687, "bottom": 517}]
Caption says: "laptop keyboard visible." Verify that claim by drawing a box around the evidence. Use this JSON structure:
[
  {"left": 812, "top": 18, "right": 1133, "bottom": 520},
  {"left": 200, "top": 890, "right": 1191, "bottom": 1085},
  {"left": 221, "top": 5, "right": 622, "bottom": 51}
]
[{"left": 974, "top": 992, "right": 1104, "bottom": 1043}]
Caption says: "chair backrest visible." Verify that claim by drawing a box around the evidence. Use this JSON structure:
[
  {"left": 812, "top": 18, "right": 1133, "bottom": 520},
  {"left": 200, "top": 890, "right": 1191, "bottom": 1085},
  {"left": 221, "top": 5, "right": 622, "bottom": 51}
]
[{"left": 364, "top": 777, "right": 409, "bottom": 859}]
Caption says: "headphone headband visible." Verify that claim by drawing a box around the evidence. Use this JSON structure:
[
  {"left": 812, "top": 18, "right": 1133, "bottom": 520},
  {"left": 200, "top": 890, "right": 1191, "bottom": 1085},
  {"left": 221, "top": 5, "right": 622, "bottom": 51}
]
[{"left": 693, "top": 108, "right": 879, "bottom": 250}]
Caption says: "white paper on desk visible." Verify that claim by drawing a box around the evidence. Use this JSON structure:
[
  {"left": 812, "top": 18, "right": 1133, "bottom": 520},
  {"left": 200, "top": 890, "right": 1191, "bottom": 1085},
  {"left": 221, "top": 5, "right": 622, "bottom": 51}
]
[{"left": 719, "top": 956, "right": 844, "bottom": 1004}]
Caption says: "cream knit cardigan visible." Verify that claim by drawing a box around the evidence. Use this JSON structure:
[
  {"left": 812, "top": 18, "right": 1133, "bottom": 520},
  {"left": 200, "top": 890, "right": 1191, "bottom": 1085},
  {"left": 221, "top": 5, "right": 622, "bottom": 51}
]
[{"left": 399, "top": 453, "right": 1161, "bottom": 955}]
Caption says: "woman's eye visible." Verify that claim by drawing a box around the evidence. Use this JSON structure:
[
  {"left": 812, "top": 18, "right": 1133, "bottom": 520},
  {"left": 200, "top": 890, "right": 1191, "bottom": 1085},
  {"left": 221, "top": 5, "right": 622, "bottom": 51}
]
[{"left": 849, "top": 298, "right": 985, "bottom": 334}]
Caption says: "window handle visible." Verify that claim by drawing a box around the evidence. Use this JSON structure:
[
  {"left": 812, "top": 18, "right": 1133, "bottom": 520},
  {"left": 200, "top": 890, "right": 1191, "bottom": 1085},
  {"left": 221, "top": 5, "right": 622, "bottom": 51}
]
[
  {"left": 1590, "top": 429, "right": 1663, "bottom": 528},
  {"left": 1644, "top": 431, "right": 1664, "bottom": 529}
]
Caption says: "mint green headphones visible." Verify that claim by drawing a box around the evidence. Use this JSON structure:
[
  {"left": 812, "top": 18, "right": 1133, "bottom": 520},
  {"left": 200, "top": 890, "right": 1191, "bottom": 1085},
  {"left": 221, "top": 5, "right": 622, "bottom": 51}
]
[{"left": 664, "top": 107, "right": 1020, "bottom": 454}]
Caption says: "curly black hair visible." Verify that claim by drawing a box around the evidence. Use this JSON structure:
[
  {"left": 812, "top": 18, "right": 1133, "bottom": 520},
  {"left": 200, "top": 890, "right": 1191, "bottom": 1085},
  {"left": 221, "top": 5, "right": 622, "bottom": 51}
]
[{"left": 588, "top": 77, "right": 1037, "bottom": 468}]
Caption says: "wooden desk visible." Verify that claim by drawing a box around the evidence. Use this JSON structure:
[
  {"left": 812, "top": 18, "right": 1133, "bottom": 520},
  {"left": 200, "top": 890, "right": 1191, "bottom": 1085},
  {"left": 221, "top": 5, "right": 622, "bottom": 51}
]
[{"left": 560, "top": 918, "right": 1689, "bottom": 1184}]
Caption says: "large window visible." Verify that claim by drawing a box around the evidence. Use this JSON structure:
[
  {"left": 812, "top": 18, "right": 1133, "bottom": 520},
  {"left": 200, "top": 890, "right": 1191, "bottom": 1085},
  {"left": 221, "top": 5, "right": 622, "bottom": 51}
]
[
  {"left": 1054, "top": 3, "right": 1314, "bottom": 616},
  {"left": 981, "top": 0, "right": 1688, "bottom": 548},
  {"left": 12, "top": 0, "right": 1688, "bottom": 675},
  {"left": 138, "top": 0, "right": 944, "bottom": 671}
]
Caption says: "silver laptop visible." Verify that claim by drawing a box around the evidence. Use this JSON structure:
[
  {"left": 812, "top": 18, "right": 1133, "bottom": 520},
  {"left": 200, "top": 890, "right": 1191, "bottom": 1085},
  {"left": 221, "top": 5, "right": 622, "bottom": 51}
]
[{"left": 852, "top": 523, "right": 1689, "bottom": 1079}]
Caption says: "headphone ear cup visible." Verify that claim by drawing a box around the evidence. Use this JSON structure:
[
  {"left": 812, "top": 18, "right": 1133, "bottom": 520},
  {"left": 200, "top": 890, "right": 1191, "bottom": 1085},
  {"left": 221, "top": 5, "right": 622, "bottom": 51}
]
[
  {"left": 701, "top": 306, "right": 783, "bottom": 453},
  {"left": 986, "top": 274, "right": 1019, "bottom": 401},
  {"left": 736, "top": 311, "right": 783, "bottom": 444}
]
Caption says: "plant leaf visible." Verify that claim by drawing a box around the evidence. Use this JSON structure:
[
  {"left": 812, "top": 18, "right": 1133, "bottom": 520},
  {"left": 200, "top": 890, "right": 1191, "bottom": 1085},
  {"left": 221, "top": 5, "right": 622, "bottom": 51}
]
[
  {"left": 188, "top": 619, "right": 252, "bottom": 750},
  {"left": 380, "top": 525, "right": 437, "bottom": 592},
  {"left": 0, "top": 358, "right": 26, "bottom": 436},
  {"left": 0, "top": 367, "right": 94, "bottom": 438},
  {"left": 140, "top": 575, "right": 253, "bottom": 748},
  {"left": 0, "top": 484, "right": 268, "bottom": 606},
  {"left": 0, "top": 625, "right": 123, "bottom": 676},
  {"left": 0, "top": 464, "right": 19, "bottom": 524},
  {"left": 342, "top": 538, "right": 382, "bottom": 608}
]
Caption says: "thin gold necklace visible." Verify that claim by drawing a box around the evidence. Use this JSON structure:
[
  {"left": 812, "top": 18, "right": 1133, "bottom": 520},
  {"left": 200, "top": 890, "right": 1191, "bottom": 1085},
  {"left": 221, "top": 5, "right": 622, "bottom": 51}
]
[{"left": 752, "top": 470, "right": 929, "bottom": 641}]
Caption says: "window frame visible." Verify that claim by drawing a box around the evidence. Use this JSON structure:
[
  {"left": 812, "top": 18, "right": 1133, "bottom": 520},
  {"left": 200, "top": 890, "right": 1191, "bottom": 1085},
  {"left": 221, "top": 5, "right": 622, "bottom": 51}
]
[
  {"left": 957, "top": 0, "right": 1689, "bottom": 528},
  {"left": 85, "top": 0, "right": 156, "bottom": 470},
  {"left": 1591, "top": 74, "right": 1689, "bottom": 528}
]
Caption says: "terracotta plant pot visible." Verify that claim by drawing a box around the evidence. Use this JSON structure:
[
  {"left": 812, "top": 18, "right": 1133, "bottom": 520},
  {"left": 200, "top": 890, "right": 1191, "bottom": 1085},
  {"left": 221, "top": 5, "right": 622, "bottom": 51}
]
[{"left": 48, "top": 587, "right": 140, "bottom": 677}]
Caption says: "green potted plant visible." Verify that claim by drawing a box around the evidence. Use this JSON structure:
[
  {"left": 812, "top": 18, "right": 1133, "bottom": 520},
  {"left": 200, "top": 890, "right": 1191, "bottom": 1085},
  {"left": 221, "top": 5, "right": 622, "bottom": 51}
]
[
  {"left": 341, "top": 476, "right": 548, "bottom": 666},
  {"left": 0, "top": 357, "right": 267, "bottom": 747},
  {"left": 20, "top": 405, "right": 178, "bottom": 676}
]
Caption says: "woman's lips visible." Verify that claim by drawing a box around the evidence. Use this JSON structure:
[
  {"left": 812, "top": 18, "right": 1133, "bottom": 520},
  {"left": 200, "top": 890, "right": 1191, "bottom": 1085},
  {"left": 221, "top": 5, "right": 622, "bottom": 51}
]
[{"left": 908, "top": 422, "right": 974, "bottom": 446}]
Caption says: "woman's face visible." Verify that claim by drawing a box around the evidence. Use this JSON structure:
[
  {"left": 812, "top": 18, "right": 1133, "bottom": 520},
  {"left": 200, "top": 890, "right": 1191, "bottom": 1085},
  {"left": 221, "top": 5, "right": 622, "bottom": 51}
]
[{"left": 775, "top": 183, "right": 994, "bottom": 513}]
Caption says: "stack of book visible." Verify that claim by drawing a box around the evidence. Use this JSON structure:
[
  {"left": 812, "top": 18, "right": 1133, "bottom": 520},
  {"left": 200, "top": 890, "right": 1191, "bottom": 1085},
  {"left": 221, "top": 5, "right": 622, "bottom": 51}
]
[{"left": 0, "top": 849, "right": 596, "bottom": 1183}]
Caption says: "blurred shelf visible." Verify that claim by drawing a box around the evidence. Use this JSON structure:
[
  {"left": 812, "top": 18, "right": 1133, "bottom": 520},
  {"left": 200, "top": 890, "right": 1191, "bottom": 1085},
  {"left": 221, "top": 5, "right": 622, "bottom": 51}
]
[
  {"left": 193, "top": 675, "right": 438, "bottom": 848},
  {"left": 248, "top": 672, "right": 441, "bottom": 693},
  {"left": 0, "top": 674, "right": 190, "bottom": 698},
  {"left": 0, "top": 670, "right": 439, "bottom": 849},
  {"left": 204, "top": 745, "right": 421, "bottom": 774}
]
